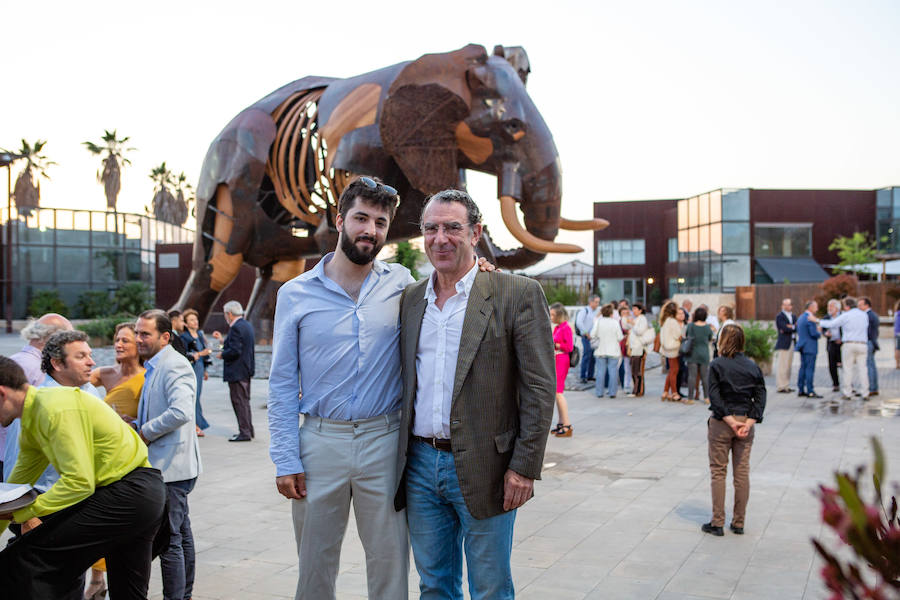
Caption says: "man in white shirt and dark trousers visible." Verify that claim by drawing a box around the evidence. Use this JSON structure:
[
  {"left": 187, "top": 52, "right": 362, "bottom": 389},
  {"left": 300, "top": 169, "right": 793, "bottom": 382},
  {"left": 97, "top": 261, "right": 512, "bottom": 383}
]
[
  {"left": 575, "top": 296, "right": 600, "bottom": 383},
  {"left": 819, "top": 297, "right": 871, "bottom": 400}
]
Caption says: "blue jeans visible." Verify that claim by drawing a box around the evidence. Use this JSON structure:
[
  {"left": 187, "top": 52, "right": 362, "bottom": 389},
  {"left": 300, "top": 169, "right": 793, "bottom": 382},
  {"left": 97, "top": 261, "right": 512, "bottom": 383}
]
[
  {"left": 867, "top": 341, "right": 879, "bottom": 392},
  {"left": 579, "top": 336, "right": 594, "bottom": 380},
  {"left": 797, "top": 352, "right": 816, "bottom": 395},
  {"left": 595, "top": 356, "right": 619, "bottom": 397},
  {"left": 406, "top": 441, "right": 516, "bottom": 600},
  {"left": 192, "top": 361, "right": 209, "bottom": 430},
  {"left": 161, "top": 478, "right": 196, "bottom": 600}
]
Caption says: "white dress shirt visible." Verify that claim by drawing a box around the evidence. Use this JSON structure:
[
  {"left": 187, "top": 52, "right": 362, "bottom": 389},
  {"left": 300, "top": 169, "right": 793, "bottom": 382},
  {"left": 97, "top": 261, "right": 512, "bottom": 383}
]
[
  {"left": 413, "top": 261, "right": 479, "bottom": 439},
  {"left": 819, "top": 308, "right": 869, "bottom": 343}
]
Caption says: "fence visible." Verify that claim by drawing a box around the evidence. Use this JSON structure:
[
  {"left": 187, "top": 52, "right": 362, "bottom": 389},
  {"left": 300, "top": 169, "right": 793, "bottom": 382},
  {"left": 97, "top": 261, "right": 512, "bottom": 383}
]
[{"left": 736, "top": 282, "right": 899, "bottom": 320}]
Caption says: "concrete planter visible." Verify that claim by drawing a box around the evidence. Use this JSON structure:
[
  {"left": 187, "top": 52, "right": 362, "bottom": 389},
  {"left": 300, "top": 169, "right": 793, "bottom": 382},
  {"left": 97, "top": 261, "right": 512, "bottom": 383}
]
[{"left": 750, "top": 356, "right": 773, "bottom": 376}]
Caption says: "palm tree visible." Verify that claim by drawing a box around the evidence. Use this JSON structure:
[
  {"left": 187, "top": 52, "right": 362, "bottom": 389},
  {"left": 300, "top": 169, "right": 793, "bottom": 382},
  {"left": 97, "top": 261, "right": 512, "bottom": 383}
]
[
  {"left": 5, "top": 139, "right": 55, "bottom": 217},
  {"left": 149, "top": 162, "right": 177, "bottom": 224},
  {"left": 172, "top": 171, "right": 193, "bottom": 225},
  {"left": 83, "top": 130, "right": 134, "bottom": 211}
]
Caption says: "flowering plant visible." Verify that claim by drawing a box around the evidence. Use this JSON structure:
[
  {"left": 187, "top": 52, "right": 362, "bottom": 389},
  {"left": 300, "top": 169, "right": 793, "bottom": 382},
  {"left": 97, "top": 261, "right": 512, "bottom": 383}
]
[{"left": 813, "top": 437, "right": 900, "bottom": 599}]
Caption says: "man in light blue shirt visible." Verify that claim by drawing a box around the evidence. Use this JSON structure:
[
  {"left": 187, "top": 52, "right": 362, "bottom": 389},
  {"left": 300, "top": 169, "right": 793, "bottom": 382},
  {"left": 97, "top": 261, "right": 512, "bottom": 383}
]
[
  {"left": 268, "top": 177, "right": 413, "bottom": 600},
  {"left": 574, "top": 295, "right": 600, "bottom": 382},
  {"left": 818, "top": 297, "right": 870, "bottom": 399}
]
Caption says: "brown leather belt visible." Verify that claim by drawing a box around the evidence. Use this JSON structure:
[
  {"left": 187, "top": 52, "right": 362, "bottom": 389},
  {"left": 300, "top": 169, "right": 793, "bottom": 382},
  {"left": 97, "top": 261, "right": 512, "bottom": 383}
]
[{"left": 413, "top": 436, "right": 452, "bottom": 452}]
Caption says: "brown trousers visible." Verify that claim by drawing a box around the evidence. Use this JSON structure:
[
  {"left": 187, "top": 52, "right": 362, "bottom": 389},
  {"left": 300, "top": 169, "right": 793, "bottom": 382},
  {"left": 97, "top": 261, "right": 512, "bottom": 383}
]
[
  {"left": 630, "top": 354, "right": 646, "bottom": 396},
  {"left": 707, "top": 417, "right": 754, "bottom": 528}
]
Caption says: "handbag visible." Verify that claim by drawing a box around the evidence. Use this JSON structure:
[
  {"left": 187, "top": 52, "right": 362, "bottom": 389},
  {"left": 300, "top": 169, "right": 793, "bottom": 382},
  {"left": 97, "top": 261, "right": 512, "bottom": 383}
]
[
  {"left": 679, "top": 324, "right": 694, "bottom": 355},
  {"left": 569, "top": 342, "right": 580, "bottom": 368}
]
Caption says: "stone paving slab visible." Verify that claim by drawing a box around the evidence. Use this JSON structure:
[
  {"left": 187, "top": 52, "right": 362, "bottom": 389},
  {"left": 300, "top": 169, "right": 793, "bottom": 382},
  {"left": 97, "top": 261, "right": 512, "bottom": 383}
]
[{"left": 1, "top": 333, "right": 899, "bottom": 598}]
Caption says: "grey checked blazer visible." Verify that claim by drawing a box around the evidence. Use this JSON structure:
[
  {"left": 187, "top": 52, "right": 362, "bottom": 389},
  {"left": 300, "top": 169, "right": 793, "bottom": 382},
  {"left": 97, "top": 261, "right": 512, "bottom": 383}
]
[
  {"left": 139, "top": 344, "right": 202, "bottom": 483},
  {"left": 394, "top": 270, "right": 555, "bottom": 520}
]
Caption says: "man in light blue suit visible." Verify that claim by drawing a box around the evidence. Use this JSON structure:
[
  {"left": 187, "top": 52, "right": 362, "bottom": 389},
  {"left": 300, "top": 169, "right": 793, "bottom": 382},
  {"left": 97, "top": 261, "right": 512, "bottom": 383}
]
[
  {"left": 135, "top": 309, "right": 201, "bottom": 600},
  {"left": 795, "top": 300, "right": 822, "bottom": 398}
]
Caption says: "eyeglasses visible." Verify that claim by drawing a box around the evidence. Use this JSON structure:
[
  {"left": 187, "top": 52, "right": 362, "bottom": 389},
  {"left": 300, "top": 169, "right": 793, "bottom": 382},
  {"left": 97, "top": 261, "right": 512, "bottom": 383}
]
[{"left": 359, "top": 176, "right": 398, "bottom": 197}]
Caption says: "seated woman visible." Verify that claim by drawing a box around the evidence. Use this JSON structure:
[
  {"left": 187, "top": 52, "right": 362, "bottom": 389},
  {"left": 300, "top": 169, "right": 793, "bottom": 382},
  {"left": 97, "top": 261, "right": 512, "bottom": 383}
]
[{"left": 85, "top": 322, "right": 146, "bottom": 599}]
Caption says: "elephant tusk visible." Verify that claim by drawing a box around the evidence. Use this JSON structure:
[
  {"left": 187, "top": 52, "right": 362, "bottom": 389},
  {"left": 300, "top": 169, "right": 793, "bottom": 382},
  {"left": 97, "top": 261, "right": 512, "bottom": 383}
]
[
  {"left": 559, "top": 216, "right": 610, "bottom": 231},
  {"left": 499, "top": 196, "right": 583, "bottom": 254}
]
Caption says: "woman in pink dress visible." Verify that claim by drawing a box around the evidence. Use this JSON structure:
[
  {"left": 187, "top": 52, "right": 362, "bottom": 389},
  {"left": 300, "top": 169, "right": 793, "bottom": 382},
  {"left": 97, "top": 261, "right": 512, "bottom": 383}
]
[{"left": 550, "top": 302, "right": 574, "bottom": 437}]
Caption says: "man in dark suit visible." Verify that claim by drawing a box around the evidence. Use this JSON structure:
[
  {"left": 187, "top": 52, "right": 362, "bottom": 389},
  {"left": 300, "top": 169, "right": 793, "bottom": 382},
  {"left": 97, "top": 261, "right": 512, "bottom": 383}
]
[
  {"left": 214, "top": 301, "right": 256, "bottom": 442},
  {"left": 395, "top": 189, "right": 555, "bottom": 599},
  {"left": 858, "top": 297, "right": 880, "bottom": 396},
  {"left": 774, "top": 298, "right": 797, "bottom": 393},
  {"left": 795, "top": 300, "right": 822, "bottom": 398}
]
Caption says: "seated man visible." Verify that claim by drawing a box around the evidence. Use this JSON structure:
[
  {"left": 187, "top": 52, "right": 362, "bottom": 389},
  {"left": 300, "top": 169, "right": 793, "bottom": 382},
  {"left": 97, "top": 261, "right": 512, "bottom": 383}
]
[{"left": 0, "top": 356, "right": 166, "bottom": 600}]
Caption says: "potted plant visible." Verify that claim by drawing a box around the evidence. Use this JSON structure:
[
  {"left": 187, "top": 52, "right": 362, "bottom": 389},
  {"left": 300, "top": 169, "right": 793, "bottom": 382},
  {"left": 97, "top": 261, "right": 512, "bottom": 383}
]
[{"left": 742, "top": 320, "right": 777, "bottom": 376}]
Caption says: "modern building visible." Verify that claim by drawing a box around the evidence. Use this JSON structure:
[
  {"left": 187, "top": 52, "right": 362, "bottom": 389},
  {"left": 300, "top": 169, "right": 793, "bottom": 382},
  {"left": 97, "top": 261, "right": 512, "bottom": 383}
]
[
  {"left": 593, "top": 187, "right": 897, "bottom": 303},
  {"left": 532, "top": 259, "right": 594, "bottom": 302},
  {"left": 0, "top": 205, "right": 193, "bottom": 321}
]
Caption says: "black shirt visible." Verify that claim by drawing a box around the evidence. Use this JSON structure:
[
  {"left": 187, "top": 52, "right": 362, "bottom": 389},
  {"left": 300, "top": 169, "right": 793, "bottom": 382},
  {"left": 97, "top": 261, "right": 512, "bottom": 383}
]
[{"left": 708, "top": 352, "right": 766, "bottom": 422}]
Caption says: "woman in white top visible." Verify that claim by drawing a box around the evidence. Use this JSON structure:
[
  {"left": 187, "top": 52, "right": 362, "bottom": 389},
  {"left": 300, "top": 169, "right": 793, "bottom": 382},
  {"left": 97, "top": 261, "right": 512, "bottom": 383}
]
[
  {"left": 659, "top": 301, "right": 686, "bottom": 402},
  {"left": 627, "top": 303, "right": 652, "bottom": 397},
  {"left": 591, "top": 303, "right": 624, "bottom": 398},
  {"left": 712, "top": 305, "right": 737, "bottom": 359}
]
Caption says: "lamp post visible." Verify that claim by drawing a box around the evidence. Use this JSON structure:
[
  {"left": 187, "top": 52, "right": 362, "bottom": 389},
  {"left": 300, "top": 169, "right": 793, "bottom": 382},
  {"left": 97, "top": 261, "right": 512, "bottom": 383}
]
[{"left": 1, "top": 151, "right": 25, "bottom": 333}]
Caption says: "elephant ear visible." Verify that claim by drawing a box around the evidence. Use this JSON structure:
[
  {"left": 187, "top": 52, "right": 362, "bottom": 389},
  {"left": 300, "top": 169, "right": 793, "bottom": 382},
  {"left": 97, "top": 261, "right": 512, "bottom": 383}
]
[{"left": 381, "top": 44, "right": 488, "bottom": 194}]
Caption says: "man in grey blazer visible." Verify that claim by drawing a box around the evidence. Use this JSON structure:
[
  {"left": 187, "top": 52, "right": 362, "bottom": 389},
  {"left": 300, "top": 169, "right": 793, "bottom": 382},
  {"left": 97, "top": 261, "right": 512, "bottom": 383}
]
[
  {"left": 135, "top": 309, "right": 202, "bottom": 600},
  {"left": 395, "top": 190, "right": 555, "bottom": 599}
]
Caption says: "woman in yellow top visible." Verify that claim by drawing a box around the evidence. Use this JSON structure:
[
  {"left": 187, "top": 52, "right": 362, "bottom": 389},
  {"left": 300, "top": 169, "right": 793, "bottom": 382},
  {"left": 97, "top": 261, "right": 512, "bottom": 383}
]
[{"left": 85, "top": 321, "right": 146, "bottom": 598}]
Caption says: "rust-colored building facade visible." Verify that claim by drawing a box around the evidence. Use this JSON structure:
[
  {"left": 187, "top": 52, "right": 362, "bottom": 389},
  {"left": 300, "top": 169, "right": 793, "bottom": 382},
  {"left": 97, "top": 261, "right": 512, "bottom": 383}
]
[{"left": 593, "top": 188, "right": 888, "bottom": 304}]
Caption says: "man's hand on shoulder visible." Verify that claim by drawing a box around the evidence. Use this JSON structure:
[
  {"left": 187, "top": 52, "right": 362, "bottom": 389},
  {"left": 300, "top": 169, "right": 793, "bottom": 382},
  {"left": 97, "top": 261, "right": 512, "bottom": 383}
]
[
  {"left": 276, "top": 473, "right": 307, "bottom": 500},
  {"left": 476, "top": 256, "right": 500, "bottom": 273},
  {"left": 503, "top": 469, "right": 534, "bottom": 511}
]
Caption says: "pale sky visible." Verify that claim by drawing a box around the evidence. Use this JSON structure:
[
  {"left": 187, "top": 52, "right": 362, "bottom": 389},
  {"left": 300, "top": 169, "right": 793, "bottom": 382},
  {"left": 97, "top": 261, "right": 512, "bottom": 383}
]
[{"left": 4, "top": 0, "right": 899, "bottom": 272}]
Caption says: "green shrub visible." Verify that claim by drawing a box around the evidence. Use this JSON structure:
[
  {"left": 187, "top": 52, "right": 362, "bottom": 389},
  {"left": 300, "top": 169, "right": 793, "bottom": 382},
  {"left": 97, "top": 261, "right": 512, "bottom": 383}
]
[
  {"left": 78, "top": 312, "right": 135, "bottom": 345},
  {"left": 27, "top": 290, "right": 68, "bottom": 317},
  {"left": 541, "top": 282, "right": 580, "bottom": 306},
  {"left": 76, "top": 290, "right": 115, "bottom": 319},
  {"left": 743, "top": 320, "right": 777, "bottom": 362},
  {"left": 114, "top": 282, "right": 152, "bottom": 315}
]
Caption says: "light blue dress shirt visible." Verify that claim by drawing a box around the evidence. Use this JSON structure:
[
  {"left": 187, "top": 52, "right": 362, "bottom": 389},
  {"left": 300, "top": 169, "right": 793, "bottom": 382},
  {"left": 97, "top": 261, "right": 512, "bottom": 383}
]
[
  {"left": 819, "top": 308, "right": 869, "bottom": 343},
  {"left": 3, "top": 375, "right": 101, "bottom": 488},
  {"left": 267, "top": 253, "right": 415, "bottom": 476}
]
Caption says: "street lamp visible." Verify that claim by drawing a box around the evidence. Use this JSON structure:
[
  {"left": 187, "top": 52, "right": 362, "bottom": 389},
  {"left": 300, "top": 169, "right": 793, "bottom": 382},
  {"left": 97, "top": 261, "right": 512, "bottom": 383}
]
[{"left": 1, "top": 151, "right": 25, "bottom": 333}]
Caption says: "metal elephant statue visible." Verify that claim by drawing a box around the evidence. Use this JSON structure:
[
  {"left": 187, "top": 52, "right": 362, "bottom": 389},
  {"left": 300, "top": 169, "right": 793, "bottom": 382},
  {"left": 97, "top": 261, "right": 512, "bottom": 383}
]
[{"left": 173, "top": 43, "right": 607, "bottom": 340}]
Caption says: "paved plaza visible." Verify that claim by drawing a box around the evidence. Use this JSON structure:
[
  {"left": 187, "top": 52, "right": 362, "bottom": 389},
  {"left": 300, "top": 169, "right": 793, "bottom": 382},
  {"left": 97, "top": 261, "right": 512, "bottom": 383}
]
[{"left": 2, "top": 333, "right": 899, "bottom": 599}]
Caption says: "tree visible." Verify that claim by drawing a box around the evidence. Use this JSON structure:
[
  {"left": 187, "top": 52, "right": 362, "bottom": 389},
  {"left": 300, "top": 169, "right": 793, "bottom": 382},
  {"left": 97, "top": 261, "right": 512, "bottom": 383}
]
[
  {"left": 392, "top": 241, "right": 423, "bottom": 279},
  {"left": 173, "top": 172, "right": 193, "bottom": 224},
  {"left": 4, "top": 139, "right": 55, "bottom": 217},
  {"left": 829, "top": 232, "right": 877, "bottom": 275},
  {"left": 83, "top": 130, "right": 134, "bottom": 211},
  {"left": 148, "top": 162, "right": 188, "bottom": 225}
]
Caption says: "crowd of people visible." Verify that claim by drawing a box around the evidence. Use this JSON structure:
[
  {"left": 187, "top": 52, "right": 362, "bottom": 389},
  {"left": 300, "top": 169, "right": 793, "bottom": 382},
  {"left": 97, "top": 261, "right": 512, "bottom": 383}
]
[
  {"left": 0, "top": 299, "right": 256, "bottom": 598},
  {"left": 14, "top": 174, "right": 881, "bottom": 597}
]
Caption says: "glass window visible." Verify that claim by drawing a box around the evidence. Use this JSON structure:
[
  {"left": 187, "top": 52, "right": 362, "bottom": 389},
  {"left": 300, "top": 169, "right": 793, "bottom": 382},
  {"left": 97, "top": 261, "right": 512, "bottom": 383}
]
[
  {"left": 723, "top": 222, "right": 750, "bottom": 254},
  {"left": 689, "top": 227, "right": 699, "bottom": 253},
  {"left": 93, "top": 249, "right": 121, "bottom": 282},
  {"left": 754, "top": 225, "right": 811, "bottom": 257},
  {"left": 709, "top": 223, "right": 722, "bottom": 255},
  {"left": 722, "top": 255, "right": 751, "bottom": 288},
  {"left": 677, "top": 199, "right": 688, "bottom": 230},
  {"left": 878, "top": 188, "right": 892, "bottom": 207},
  {"left": 678, "top": 230, "right": 688, "bottom": 258},
  {"left": 597, "top": 240, "right": 645, "bottom": 265},
  {"left": 722, "top": 189, "right": 750, "bottom": 221},
  {"left": 699, "top": 225, "right": 710, "bottom": 254},
  {"left": 709, "top": 261, "right": 722, "bottom": 290},
  {"left": 16, "top": 246, "right": 54, "bottom": 282},
  {"left": 668, "top": 238, "right": 678, "bottom": 262},
  {"left": 698, "top": 193, "right": 709, "bottom": 225},
  {"left": 709, "top": 190, "right": 722, "bottom": 223},
  {"left": 688, "top": 196, "right": 698, "bottom": 228},
  {"left": 57, "top": 248, "right": 91, "bottom": 282}
]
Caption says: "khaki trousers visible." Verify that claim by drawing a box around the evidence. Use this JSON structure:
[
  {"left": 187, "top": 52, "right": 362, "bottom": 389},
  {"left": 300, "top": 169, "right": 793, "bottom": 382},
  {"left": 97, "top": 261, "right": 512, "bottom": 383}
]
[
  {"left": 774, "top": 349, "right": 794, "bottom": 391},
  {"left": 840, "top": 342, "right": 869, "bottom": 397},
  {"left": 707, "top": 417, "right": 754, "bottom": 528},
  {"left": 291, "top": 411, "right": 408, "bottom": 600}
]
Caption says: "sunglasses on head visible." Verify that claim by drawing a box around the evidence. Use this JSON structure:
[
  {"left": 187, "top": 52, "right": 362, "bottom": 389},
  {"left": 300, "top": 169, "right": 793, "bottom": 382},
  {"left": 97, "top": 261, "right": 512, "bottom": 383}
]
[{"left": 359, "top": 176, "right": 398, "bottom": 197}]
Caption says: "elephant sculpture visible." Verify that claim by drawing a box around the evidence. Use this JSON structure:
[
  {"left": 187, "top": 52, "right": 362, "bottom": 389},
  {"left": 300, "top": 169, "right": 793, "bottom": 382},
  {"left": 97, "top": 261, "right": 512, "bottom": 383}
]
[{"left": 173, "top": 43, "right": 608, "bottom": 340}]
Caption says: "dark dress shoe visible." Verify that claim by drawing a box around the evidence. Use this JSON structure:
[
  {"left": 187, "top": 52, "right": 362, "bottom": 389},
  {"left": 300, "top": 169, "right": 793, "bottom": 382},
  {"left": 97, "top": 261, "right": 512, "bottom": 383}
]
[
  {"left": 869, "top": 391, "right": 879, "bottom": 397},
  {"left": 701, "top": 522, "right": 724, "bottom": 536},
  {"left": 730, "top": 523, "right": 744, "bottom": 535},
  {"left": 807, "top": 392, "right": 824, "bottom": 399},
  {"left": 228, "top": 435, "right": 251, "bottom": 442}
]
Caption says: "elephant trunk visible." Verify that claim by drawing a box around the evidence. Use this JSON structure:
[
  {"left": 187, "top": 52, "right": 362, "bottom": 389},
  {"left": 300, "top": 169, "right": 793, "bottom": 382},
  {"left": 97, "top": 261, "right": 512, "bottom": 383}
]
[{"left": 491, "top": 159, "right": 579, "bottom": 269}]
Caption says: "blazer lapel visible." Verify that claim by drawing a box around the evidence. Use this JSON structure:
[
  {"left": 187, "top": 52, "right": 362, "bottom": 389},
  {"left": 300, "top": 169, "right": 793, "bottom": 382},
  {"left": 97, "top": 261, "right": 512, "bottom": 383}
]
[
  {"left": 404, "top": 282, "right": 428, "bottom": 391},
  {"left": 452, "top": 271, "right": 493, "bottom": 403}
]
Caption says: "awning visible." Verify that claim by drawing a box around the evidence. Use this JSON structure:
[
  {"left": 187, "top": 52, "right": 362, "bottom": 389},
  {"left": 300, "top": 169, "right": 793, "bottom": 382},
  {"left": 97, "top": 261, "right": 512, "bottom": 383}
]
[{"left": 755, "top": 257, "right": 829, "bottom": 283}]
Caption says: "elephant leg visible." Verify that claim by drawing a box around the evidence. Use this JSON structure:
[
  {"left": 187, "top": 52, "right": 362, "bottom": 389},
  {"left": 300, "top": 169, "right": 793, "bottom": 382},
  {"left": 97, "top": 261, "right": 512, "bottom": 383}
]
[
  {"left": 245, "top": 259, "right": 307, "bottom": 344},
  {"left": 172, "top": 184, "right": 245, "bottom": 321}
]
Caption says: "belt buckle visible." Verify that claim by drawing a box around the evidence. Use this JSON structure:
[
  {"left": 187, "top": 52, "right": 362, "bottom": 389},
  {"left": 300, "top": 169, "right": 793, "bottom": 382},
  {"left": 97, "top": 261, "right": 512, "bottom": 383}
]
[{"left": 430, "top": 438, "right": 438, "bottom": 449}]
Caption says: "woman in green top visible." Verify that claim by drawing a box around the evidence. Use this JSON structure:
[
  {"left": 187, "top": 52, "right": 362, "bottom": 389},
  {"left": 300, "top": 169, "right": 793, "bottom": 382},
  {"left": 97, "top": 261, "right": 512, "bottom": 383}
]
[{"left": 686, "top": 306, "right": 714, "bottom": 403}]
